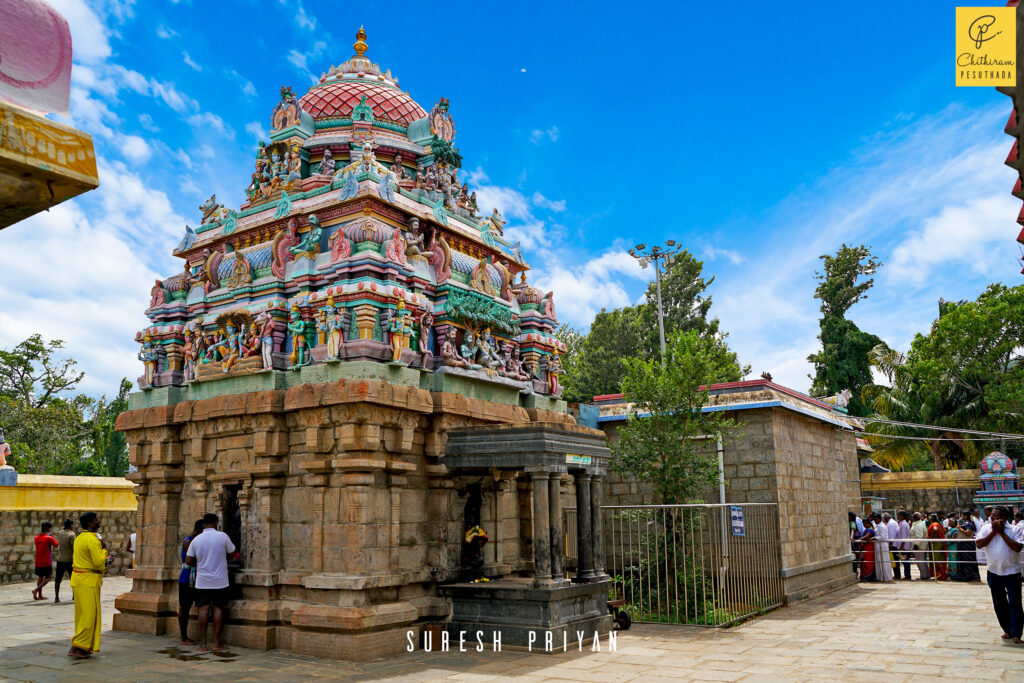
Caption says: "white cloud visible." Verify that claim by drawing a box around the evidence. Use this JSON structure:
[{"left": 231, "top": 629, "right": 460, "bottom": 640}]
[
  {"left": 287, "top": 50, "right": 307, "bottom": 71},
  {"left": 228, "top": 70, "right": 257, "bottom": 98},
  {"left": 156, "top": 24, "right": 178, "bottom": 39},
  {"left": 531, "top": 192, "right": 566, "bottom": 212},
  {"left": 294, "top": 1, "right": 317, "bottom": 30},
  {"left": 888, "top": 194, "right": 1018, "bottom": 284},
  {"left": 245, "top": 121, "right": 267, "bottom": 142},
  {"left": 0, "top": 160, "right": 186, "bottom": 396},
  {"left": 702, "top": 245, "right": 745, "bottom": 265},
  {"left": 137, "top": 112, "right": 159, "bottom": 132},
  {"left": 118, "top": 135, "right": 152, "bottom": 163},
  {"left": 530, "top": 126, "right": 559, "bottom": 144},
  {"left": 474, "top": 185, "right": 531, "bottom": 222},
  {"left": 187, "top": 112, "right": 234, "bottom": 139},
  {"left": 531, "top": 250, "right": 648, "bottom": 328},
  {"left": 183, "top": 51, "right": 202, "bottom": 72},
  {"left": 47, "top": 0, "right": 111, "bottom": 64}
]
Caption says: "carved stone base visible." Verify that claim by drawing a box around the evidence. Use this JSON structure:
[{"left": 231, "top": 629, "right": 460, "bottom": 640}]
[
  {"left": 113, "top": 377, "right": 579, "bottom": 660},
  {"left": 439, "top": 578, "right": 613, "bottom": 648}
]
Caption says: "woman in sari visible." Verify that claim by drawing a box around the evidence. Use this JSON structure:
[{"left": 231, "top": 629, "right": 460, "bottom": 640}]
[
  {"left": 926, "top": 514, "right": 948, "bottom": 580},
  {"left": 950, "top": 515, "right": 980, "bottom": 582},
  {"left": 858, "top": 523, "right": 876, "bottom": 581}
]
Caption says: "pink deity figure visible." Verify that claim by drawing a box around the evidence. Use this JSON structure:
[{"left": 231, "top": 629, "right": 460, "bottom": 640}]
[
  {"left": 548, "top": 352, "right": 563, "bottom": 396},
  {"left": 418, "top": 312, "right": 434, "bottom": 367},
  {"left": 256, "top": 312, "right": 278, "bottom": 370},
  {"left": 182, "top": 329, "right": 196, "bottom": 381},
  {"left": 0, "top": 428, "right": 9, "bottom": 468}
]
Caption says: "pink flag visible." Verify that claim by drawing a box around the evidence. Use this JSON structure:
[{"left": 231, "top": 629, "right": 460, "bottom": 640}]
[{"left": 0, "top": 0, "right": 72, "bottom": 116}]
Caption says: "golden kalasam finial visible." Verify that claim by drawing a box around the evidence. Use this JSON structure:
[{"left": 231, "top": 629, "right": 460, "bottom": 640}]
[{"left": 353, "top": 26, "right": 368, "bottom": 57}]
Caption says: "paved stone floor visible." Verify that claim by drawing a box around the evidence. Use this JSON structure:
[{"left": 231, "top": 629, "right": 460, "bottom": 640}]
[{"left": 1, "top": 574, "right": 1023, "bottom": 681}]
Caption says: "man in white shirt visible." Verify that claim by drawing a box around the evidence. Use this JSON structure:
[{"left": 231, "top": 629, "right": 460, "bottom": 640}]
[
  {"left": 185, "top": 513, "right": 238, "bottom": 652},
  {"left": 872, "top": 513, "right": 894, "bottom": 582},
  {"left": 976, "top": 506, "right": 1024, "bottom": 643},
  {"left": 909, "top": 513, "right": 930, "bottom": 580},
  {"left": 894, "top": 511, "right": 912, "bottom": 580}
]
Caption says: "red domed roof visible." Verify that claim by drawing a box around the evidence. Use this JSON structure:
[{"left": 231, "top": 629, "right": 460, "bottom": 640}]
[{"left": 299, "top": 80, "right": 426, "bottom": 126}]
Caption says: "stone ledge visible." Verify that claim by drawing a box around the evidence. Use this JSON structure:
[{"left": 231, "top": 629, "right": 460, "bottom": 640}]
[
  {"left": 780, "top": 553, "right": 854, "bottom": 579},
  {"left": 291, "top": 602, "right": 417, "bottom": 632}
]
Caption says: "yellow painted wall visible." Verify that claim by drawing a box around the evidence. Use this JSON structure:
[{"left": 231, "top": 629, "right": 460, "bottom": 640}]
[
  {"left": 0, "top": 474, "right": 137, "bottom": 511},
  {"left": 860, "top": 469, "right": 980, "bottom": 491}
]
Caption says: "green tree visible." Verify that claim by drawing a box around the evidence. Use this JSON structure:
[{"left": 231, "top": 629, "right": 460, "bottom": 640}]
[
  {"left": 72, "top": 378, "right": 132, "bottom": 477},
  {"left": 0, "top": 395, "right": 89, "bottom": 474},
  {"left": 0, "top": 334, "right": 84, "bottom": 407},
  {"left": 864, "top": 284, "right": 1024, "bottom": 469},
  {"left": 0, "top": 334, "right": 106, "bottom": 475},
  {"left": 561, "top": 306, "right": 645, "bottom": 402},
  {"left": 807, "top": 244, "right": 882, "bottom": 416},
  {"left": 612, "top": 330, "right": 743, "bottom": 504},
  {"left": 638, "top": 251, "right": 721, "bottom": 357}
]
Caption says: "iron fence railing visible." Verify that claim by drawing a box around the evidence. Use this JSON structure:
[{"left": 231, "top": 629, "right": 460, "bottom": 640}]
[{"left": 603, "top": 503, "right": 784, "bottom": 626}]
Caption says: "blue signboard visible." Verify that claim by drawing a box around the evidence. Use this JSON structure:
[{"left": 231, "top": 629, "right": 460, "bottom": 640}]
[{"left": 730, "top": 506, "right": 745, "bottom": 536}]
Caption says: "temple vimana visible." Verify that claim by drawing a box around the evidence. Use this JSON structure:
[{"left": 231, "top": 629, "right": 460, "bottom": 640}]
[{"left": 115, "top": 28, "right": 613, "bottom": 658}]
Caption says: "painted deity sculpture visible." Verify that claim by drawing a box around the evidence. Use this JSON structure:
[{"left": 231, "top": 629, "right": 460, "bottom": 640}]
[
  {"left": 205, "top": 323, "right": 243, "bottom": 372},
  {"left": 387, "top": 300, "right": 414, "bottom": 363},
  {"left": 460, "top": 331, "right": 482, "bottom": 369},
  {"left": 442, "top": 335, "right": 469, "bottom": 369},
  {"left": 318, "top": 298, "right": 345, "bottom": 360},
  {"left": 418, "top": 312, "right": 434, "bottom": 367},
  {"left": 289, "top": 214, "right": 322, "bottom": 259},
  {"left": 318, "top": 147, "right": 335, "bottom": 176},
  {"left": 255, "top": 311, "right": 278, "bottom": 370},
  {"left": 479, "top": 329, "right": 504, "bottom": 370},
  {"left": 0, "top": 428, "right": 10, "bottom": 468},
  {"left": 404, "top": 217, "right": 432, "bottom": 262},
  {"left": 504, "top": 346, "right": 530, "bottom": 382},
  {"left": 548, "top": 352, "right": 562, "bottom": 395},
  {"left": 288, "top": 305, "right": 311, "bottom": 368},
  {"left": 138, "top": 335, "right": 159, "bottom": 386},
  {"left": 182, "top": 329, "right": 197, "bottom": 381}
]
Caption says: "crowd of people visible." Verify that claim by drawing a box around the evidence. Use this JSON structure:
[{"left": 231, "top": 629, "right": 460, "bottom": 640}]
[
  {"left": 849, "top": 505, "right": 1024, "bottom": 643},
  {"left": 30, "top": 511, "right": 238, "bottom": 659}
]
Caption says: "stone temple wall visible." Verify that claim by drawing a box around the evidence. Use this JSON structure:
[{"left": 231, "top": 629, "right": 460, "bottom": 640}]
[
  {"left": 0, "top": 510, "right": 135, "bottom": 583},
  {"left": 113, "top": 375, "right": 572, "bottom": 660}
]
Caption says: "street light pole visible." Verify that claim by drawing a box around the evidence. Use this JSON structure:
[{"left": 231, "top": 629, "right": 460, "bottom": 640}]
[
  {"left": 628, "top": 241, "right": 682, "bottom": 368},
  {"left": 653, "top": 252, "right": 666, "bottom": 362}
]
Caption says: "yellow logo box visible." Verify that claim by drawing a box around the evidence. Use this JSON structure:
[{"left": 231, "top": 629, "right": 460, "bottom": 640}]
[{"left": 956, "top": 7, "right": 1016, "bottom": 86}]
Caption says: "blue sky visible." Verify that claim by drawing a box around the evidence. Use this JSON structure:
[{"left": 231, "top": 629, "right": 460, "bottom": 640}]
[{"left": 2, "top": 0, "right": 1018, "bottom": 396}]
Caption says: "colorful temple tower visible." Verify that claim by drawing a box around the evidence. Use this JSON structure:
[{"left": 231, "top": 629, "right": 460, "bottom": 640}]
[
  {"left": 973, "top": 451, "right": 1024, "bottom": 512},
  {"left": 136, "top": 26, "right": 563, "bottom": 393},
  {"left": 114, "top": 28, "right": 611, "bottom": 659}
]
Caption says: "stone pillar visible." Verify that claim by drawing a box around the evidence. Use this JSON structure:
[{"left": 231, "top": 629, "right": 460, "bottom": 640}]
[
  {"left": 574, "top": 473, "right": 595, "bottom": 581},
  {"left": 591, "top": 474, "right": 607, "bottom": 579},
  {"left": 549, "top": 474, "right": 564, "bottom": 582},
  {"left": 529, "top": 471, "right": 552, "bottom": 587}
]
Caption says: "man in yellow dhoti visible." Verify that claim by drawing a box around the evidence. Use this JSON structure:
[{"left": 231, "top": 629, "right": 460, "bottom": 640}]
[{"left": 68, "top": 512, "right": 108, "bottom": 659}]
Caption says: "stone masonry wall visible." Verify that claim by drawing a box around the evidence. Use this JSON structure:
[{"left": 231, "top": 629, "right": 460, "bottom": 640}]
[
  {"left": 768, "top": 408, "right": 859, "bottom": 602},
  {"left": 0, "top": 510, "right": 135, "bottom": 583}
]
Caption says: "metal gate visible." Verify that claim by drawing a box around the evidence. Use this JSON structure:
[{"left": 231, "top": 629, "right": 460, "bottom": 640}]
[{"left": 604, "top": 503, "right": 783, "bottom": 626}]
